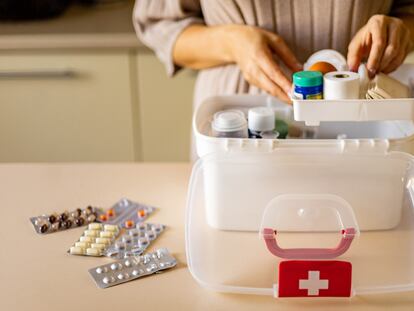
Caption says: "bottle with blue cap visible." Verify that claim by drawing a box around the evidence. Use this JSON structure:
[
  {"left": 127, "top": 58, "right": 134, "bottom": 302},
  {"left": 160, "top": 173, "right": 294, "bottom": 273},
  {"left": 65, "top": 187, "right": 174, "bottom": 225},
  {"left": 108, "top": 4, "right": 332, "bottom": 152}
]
[{"left": 293, "top": 71, "right": 323, "bottom": 100}]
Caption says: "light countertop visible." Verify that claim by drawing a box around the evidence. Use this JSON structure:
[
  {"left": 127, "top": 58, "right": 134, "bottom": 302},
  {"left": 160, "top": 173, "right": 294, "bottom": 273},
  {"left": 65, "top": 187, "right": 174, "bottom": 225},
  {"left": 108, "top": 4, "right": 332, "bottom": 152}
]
[
  {"left": 0, "top": 0, "right": 144, "bottom": 50},
  {"left": 0, "top": 163, "right": 413, "bottom": 311}
]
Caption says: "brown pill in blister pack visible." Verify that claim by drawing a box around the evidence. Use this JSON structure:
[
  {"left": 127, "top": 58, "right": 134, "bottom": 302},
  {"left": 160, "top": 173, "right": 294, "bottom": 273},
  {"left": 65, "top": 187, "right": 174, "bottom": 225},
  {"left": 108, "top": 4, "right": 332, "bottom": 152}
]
[{"left": 30, "top": 206, "right": 101, "bottom": 234}]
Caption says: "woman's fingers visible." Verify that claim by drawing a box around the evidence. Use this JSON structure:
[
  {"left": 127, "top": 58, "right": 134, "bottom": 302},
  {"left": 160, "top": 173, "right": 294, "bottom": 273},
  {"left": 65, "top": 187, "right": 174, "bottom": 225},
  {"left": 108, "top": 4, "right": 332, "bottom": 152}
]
[
  {"left": 264, "top": 32, "right": 303, "bottom": 72},
  {"left": 379, "top": 20, "right": 402, "bottom": 71},
  {"left": 382, "top": 35, "right": 410, "bottom": 73},
  {"left": 255, "top": 46, "right": 292, "bottom": 95},
  {"left": 348, "top": 15, "right": 411, "bottom": 77},
  {"left": 245, "top": 64, "right": 291, "bottom": 103},
  {"left": 347, "top": 31, "right": 366, "bottom": 72},
  {"left": 366, "top": 16, "right": 388, "bottom": 76}
]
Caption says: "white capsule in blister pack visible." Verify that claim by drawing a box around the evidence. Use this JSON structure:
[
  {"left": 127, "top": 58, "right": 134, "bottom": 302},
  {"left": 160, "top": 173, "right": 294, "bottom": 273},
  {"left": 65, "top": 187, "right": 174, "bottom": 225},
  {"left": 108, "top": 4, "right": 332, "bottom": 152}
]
[
  {"left": 88, "top": 248, "right": 177, "bottom": 289},
  {"left": 68, "top": 223, "right": 120, "bottom": 257}
]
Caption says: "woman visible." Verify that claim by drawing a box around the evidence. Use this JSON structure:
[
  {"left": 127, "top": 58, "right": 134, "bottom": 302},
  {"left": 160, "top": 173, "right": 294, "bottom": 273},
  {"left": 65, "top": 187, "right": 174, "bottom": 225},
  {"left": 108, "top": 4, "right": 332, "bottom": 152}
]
[
  {"left": 135, "top": 1, "right": 414, "bottom": 161},
  {"left": 134, "top": 0, "right": 414, "bottom": 107}
]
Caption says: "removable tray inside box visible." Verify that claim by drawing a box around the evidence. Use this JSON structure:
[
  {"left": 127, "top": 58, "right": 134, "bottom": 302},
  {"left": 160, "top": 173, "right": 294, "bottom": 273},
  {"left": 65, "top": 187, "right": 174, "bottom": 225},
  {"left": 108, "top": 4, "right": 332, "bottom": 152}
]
[{"left": 292, "top": 64, "right": 414, "bottom": 126}]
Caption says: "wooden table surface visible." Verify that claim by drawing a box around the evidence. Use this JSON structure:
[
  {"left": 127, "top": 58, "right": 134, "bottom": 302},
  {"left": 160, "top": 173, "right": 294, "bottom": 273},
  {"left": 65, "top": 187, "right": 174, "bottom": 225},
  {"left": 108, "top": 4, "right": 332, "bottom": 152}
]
[{"left": 0, "top": 163, "right": 413, "bottom": 311}]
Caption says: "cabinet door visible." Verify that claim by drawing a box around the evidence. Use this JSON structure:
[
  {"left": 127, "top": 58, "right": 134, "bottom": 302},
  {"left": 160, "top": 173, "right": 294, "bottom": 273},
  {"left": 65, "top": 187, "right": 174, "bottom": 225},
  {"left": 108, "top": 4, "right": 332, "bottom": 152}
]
[
  {"left": 136, "top": 52, "right": 196, "bottom": 161},
  {"left": 0, "top": 51, "right": 135, "bottom": 162}
]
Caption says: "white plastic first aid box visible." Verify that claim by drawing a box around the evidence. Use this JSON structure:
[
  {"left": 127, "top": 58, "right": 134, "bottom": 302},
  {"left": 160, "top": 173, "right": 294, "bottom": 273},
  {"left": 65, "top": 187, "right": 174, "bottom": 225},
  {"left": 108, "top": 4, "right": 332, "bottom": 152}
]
[{"left": 186, "top": 64, "right": 414, "bottom": 298}]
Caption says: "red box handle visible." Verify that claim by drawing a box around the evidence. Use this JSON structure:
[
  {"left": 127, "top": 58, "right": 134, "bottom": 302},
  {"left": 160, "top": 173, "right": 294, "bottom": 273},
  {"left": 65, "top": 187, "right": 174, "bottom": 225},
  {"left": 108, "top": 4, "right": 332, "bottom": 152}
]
[{"left": 262, "top": 227, "right": 356, "bottom": 259}]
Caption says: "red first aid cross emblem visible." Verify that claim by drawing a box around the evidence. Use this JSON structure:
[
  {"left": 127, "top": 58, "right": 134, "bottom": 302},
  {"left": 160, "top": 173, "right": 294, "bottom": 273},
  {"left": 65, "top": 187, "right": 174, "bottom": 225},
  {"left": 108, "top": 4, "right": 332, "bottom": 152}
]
[{"left": 278, "top": 260, "right": 352, "bottom": 297}]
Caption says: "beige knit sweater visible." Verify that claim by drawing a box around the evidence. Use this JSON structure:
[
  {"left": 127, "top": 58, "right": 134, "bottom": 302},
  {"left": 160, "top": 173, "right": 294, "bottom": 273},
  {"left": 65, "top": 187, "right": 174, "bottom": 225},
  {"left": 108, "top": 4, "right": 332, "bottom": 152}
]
[{"left": 134, "top": 0, "right": 414, "bottom": 106}]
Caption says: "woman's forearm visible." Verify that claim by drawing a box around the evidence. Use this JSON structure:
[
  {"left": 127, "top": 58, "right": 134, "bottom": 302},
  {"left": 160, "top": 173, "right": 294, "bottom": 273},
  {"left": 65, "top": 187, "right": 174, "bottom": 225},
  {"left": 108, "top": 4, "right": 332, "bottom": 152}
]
[{"left": 172, "top": 24, "right": 235, "bottom": 70}]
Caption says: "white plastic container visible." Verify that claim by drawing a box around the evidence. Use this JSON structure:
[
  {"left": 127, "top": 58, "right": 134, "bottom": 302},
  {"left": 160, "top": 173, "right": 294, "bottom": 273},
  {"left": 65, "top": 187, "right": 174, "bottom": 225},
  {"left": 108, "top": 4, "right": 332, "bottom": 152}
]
[
  {"left": 186, "top": 154, "right": 414, "bottom": 296},
  {"left": 193, "top": 91, "right": 414, "bottom": 231},
  {"left": 187, "top": 65, "right": 414, "bottom": 296}
]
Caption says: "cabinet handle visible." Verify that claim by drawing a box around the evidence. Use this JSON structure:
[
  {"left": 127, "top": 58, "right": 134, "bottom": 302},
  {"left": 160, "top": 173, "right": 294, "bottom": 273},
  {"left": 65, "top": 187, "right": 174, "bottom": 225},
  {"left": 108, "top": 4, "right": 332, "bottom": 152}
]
[{"left": 0, "top": 69, "right": 77, "bottom": 79}]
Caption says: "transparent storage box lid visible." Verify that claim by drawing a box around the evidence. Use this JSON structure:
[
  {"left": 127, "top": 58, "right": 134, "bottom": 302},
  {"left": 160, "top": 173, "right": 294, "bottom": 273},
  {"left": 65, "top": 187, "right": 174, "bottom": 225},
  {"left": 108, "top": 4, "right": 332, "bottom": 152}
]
[{"left": 186, "top": 151, "right": 414, "bottom": 297}]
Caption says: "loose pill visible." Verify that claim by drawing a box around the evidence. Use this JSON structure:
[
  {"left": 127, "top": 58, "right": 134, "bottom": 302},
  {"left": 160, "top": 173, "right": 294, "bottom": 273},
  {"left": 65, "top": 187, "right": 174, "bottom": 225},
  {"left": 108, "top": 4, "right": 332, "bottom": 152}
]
[
  {"left": 104, "top": 224, "right": 118, "bottom": 232},
  {"left": 86, "top": 248, "right": 101, "bottom": 256},
  {"left": 88, "top": 223, "right": 103, "bottom": 230},
  {"left": 99, "top": 214, "right": 108, "bottom": 222},
  {"left": 100, "top": 231, "right": 114, "bottom": 238},
  {"left": 96, "top": 237, "right": 110, "bottom": 245},
  {"left": 70, "top": 246, "right": 85, "bottom": 255},
  {"left": 125, "top": 220, "right": 134, "bottom": 228}
]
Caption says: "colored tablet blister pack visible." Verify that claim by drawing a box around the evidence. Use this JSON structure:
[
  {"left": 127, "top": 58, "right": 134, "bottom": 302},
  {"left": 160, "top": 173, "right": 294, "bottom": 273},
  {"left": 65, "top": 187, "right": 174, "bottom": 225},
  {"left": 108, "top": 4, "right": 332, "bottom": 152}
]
[
  {"left": 105, "top": 223, "right": 165, "bottom": 259},
  {"left": 97, "top": 198, "right": 155, "bottom": 227},
  {"left": 30, "top": 206, "right": 101, "bottom": 234},
  {"left": 89, "top": 248, "right": 177, "bottom": 289},
  {"left": 69, "top": 223, "right": 119, "bottom": 257}
]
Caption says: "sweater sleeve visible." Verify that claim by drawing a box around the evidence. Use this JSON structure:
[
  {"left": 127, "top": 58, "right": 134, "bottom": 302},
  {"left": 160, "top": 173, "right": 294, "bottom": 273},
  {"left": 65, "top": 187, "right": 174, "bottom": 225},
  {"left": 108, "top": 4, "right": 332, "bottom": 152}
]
[{"left": 133, "top": 0, "right": 204, "bottom": 76}]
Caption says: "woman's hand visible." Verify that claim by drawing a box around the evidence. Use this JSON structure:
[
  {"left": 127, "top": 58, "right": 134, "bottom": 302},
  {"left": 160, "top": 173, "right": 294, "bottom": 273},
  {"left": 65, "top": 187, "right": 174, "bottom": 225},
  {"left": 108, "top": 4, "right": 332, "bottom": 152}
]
[
  {"left": 225, "top": 25, "right": 302, "bottom": 103},
  {"left": 347, "top": 14, "right": 412, "bottom": 77}
]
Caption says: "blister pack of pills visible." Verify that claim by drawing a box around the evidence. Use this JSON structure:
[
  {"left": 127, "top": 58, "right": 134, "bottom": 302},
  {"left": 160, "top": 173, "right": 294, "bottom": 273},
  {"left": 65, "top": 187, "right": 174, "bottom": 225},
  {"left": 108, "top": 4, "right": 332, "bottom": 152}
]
[
  {"left": 30, "top": 206, "right": 101, "bottom": 234},
  {"left": 89, "top": 248, "right": 177, "bottom": 288},
  {"left": 69, "top": 223, "right": 119, "bottom": 256},
  {"left": 105, "top": 223, "right": 165, "bottom": 259},
  {"left": 97, "top": 198, "right": 155, "bottom": 227}
]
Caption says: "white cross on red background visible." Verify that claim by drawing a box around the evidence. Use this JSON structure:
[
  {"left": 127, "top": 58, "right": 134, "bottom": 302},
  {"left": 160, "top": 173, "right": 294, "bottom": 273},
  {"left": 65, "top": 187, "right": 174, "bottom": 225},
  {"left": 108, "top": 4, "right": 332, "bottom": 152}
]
[{"left": 299, "top": 270, "right": 329, "bottom": 296}]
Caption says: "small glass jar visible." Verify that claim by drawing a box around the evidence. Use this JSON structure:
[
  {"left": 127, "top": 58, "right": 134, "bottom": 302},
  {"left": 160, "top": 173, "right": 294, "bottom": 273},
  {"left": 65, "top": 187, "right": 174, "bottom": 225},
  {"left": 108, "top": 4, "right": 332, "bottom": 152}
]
[{"left": 211, "top": 110, "right": 248, "bottom": 138}]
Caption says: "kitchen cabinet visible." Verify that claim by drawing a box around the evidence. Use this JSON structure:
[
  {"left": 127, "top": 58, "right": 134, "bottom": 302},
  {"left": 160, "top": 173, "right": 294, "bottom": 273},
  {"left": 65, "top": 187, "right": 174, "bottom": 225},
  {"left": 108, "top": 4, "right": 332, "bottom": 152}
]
[
  {"left": 135, "top": 52, "right": 196, "bottom": 162},
  {"left": 0, "top": 51, "right": 136, "bottom": 162}
]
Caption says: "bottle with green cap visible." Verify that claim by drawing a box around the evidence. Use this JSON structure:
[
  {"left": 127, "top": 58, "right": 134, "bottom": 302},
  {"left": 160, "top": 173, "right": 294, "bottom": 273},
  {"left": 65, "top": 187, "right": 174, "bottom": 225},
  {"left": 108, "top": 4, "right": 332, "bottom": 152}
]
[{"left": 293, "top": 71, "right": 323, "bottom": 100}]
